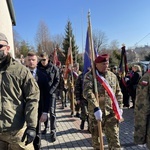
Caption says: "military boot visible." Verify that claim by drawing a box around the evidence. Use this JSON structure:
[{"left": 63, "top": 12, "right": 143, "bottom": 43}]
[
  {"left": 50, "top": 131, "right": 56, "bottom": 142},
  {"left": 62, "top": 102, "right": 64, "bottom": 109},
  {"left": 80, "top": 120, "right": 85, "bottom": 130}
]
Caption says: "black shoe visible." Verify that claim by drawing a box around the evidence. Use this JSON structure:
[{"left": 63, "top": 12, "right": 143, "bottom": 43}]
[
  {"left": 87, "top": 127, "right": 91, "bottom": 133},
  {"left": 71, "top": 112, "right": 74, "bottom": 117},
  {"left": 42, "top": 128, "right": 48, "bottom": 134},
  {"left": 80, "top": 120, "right": 85, "bottom": 130},
  {"left": 50, "top": 132, "right": 56, "bottom": 142},
  {"left": 62, "top": 105, "right": 64, "bottom": 109},
  {"left": 65, "top": 104, "right": 67, "bottom": 107},
  {"left": 75, "top": 112, "right": 80, "bottom": 118},
  {"left": 130, "top": 106, "right": 134, "bottom": 109}
]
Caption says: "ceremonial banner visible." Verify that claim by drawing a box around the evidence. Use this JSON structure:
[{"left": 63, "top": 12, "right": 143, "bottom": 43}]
[
  {"left": 119, "top": 45, "right": 128, "bottom": 74},
  {"left": 53, "top": 48, "right": 59, "bottom": 65},
  {"left": 83, "top": 31, "right": 91, "bottom": 76},
  {"left": 64, "top": 47, "right": 73, "bottom": 79}
]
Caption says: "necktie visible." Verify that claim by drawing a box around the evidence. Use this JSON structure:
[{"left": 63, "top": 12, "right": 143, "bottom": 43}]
[{"left": 31, "top": 70, "right": 33, "bottom": 75}]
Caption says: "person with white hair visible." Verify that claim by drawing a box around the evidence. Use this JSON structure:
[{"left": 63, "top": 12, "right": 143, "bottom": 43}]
[{"left": 128, "top": 65, "right": 142, "bottom": 108}]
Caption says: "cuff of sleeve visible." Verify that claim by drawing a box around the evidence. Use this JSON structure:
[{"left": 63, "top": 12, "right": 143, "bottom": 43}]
[
  {"left": 42, "top": 112, "right": 48, "bottom": 115},
  {"left": 94, "top": 107, "right": 100, "bottom": 113}
]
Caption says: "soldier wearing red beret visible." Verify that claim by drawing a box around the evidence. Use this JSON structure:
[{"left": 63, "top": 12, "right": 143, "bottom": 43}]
[
  {"left": 83, "top": 54, "right": 123, "bottom": 150},
  {"left": 95, "top": 54, "right": 109, "bottom": 63}
]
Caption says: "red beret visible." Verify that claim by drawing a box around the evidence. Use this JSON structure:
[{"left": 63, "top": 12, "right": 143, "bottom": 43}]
[
  {"left": 56, "top": 61, "right": 61, "bottom": 66},
  {"left": 95, "top": 54, "right": 109, "bottom": 63}
]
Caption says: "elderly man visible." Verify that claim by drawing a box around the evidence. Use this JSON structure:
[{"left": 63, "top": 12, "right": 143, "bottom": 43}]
[
  {"left": 83, "top": 54, "right": 123, "bottom": 150},
  {"left": 0, "top": 33, "right": 39, "bottom": 150}
]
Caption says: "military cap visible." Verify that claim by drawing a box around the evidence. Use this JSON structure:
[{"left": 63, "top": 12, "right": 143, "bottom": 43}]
[
  {"left": 95, "top": 54, "right": 109, "bottom": 63},
  {"left": 56, "top": 61, "right": 61, "bottom": 66},
  {"left": 0, "top": 33, "right": 8, "bottom": 43}
]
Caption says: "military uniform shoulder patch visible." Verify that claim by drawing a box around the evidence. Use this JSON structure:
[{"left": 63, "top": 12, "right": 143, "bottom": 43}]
[{"left": 140, "top": 80, "right": 148, "bottom": 86}]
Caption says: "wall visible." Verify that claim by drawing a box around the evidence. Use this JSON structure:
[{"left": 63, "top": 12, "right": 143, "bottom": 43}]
[{"left": 0, "top": 0, "right": 15, "bottom": 57}]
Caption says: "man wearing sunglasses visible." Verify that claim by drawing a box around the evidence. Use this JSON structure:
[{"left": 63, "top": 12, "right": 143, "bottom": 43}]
[
  {"left": 0, "top": 32, "right": 40, "bottom": 150},
  {"left": 27, "top": 51, "right": 50, "bottom": 150},
  {"left": 38, "top": 52, "right": 60, "bottom": 142}
]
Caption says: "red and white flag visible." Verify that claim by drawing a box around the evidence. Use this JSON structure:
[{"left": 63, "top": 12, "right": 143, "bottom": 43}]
[
  {"left": 64, "top": 47, "right": 73, "bottom": 79},
  {"left": 96, "top": 70, "right": 123, "bottom": 121},
  {"left": 53, "top": 48, "right": 59, "bottom": 65}
]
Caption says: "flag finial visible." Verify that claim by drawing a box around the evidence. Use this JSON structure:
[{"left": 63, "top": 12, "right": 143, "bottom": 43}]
[{"left": 88, "top": 10, "right": 91, "bottom": 22}]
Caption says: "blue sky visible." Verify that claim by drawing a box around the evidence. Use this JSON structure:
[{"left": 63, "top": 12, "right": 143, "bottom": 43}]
[{"left": 13, "top": 0, "right": 150, "bottom": 52}]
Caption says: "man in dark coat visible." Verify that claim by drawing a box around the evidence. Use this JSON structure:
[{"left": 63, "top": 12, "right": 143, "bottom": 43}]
[
  {"left": 38, "top": 52, "right": 60, "bottom": 142},
  {"left": 27, "top": 51, "right": 50, "bottom": 150}
]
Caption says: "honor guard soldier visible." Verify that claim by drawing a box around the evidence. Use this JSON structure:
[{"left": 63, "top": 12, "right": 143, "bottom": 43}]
[{"left": 83, "top": 54, "right": 123, "bottom": 150}]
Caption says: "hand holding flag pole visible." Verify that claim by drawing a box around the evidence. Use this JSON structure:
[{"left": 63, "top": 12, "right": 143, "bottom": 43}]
[{"left": 88, "top": 11, "right": 104, "bottom": 150}]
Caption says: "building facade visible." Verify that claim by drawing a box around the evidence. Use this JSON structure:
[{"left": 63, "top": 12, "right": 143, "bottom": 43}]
[{"left": 0, "top": 0, "right": 16, "bottom": 57}]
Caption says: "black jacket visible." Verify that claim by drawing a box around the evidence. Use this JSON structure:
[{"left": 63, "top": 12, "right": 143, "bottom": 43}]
[
  {"left": 35, "top": 68, "right": 50, "bottom": 118},
  {"left": 37, "top": 61, "right": 60, "bottom": 94}
]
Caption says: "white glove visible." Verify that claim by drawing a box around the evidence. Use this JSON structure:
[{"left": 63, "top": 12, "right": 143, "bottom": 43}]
[
  {"left": 120, "top": 109, "right": 123, "bottom": 116},
  {"left": 125, "top": 77, "right": 129, "bottom": 82},
  {"left": 94, "top": 109, "right": 102, "bottom": 121}
]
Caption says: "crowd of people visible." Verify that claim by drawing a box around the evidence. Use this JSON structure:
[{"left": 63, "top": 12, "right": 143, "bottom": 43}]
[{"left": 0, "top": 32, "right": 150, "bottom": 150}]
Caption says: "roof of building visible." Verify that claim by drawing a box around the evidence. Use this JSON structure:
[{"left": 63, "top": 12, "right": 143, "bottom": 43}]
[{"left": 7, "top": 0, "right": 16, "bottom": 26}]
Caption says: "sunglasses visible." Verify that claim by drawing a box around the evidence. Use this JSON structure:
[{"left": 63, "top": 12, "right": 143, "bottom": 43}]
[
  {"left": 41, "top": 59, "right": 47, "bottom": 61},
  {"left": 0, "top": 44, "right": 7, "bottom": 49}
]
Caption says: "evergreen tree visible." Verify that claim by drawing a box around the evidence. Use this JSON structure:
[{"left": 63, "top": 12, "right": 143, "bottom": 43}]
[
  {"left": 62, "top": 20, "right": 78, "bottom": 63},
  {"left": 19, "top": 40, "right": 35, "bottom": 57},
  {"left": 145, "top": 52, "right": 150, "bottom": 61}
]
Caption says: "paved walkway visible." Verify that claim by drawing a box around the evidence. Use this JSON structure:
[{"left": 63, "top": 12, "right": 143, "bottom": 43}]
[{"left": 40, "top": 100, "right": 147, "bottom": 150}]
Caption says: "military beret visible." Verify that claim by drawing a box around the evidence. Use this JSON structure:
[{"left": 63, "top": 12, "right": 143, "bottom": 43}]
[
  {"left": 95, "top": 54, "right": 109, "bottom": 63},
  {"left": 56, "top": 61, "right": 61, "bottom": 66},
  {"left": 0, "top": 33, "right": 8, "bottom": 43}
]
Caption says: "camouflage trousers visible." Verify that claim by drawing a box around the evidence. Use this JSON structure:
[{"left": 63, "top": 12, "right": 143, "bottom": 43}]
[
  {"left": 80, "top": 99, "right": 88, "bottom": 121},
  {"left": 0, "top": 127, "right": 34, "bottom": 150},
  {"left": 68, "top": 92, "right": 82, "bottom": 115},
  {"left": 89, "top": 113, "right": 121, "bottom": 150}
]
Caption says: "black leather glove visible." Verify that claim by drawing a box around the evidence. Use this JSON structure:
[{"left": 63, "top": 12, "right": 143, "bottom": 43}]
[{"left": 21, "top": 127, "right": 36, "bottom": 145}]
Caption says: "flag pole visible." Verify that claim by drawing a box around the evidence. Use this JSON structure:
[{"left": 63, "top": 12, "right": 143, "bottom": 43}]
[
  {"left": 88, "top": 11, "right": 104, "bottom": 150},
  {"left": 69, "top": 37, "right": 75, "bottom": 115}
]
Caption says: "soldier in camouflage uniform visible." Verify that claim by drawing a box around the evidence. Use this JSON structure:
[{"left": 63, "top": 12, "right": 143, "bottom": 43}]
[
  {"left": 0, "top": 33, "right": 40, "bottom": 150},
  {"left": 134, "top": 63, "right": 150, "bottom": 149},
  {"left": 67, "top": 63, "right": 82, "bottom": 117},
  {"left": 83, "top": 54, "right": 123, "bottom": 150},
  {"left": 75, "top": 73, "right": 89, "bottom": 130}
]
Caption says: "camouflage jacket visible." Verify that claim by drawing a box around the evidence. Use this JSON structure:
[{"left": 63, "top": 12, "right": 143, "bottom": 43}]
[
  {"left": 67, "top": 70, "right": 82, "bottom": 91},
  {"left": 0, "top": 55, "right": 40, "bottom": 132},
  {"left": 134, "top": 71, "right": 150, "bottom": 147},
  {"left": 83, "top": 70, "right": 123, "bottom": 116},
  {"left": 75, "top": 73, "right": 86, "bottom": 101}
]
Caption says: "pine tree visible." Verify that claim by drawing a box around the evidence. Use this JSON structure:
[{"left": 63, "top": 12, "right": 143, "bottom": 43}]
[{"left": 62, "top": 20, "right": 78, "bottom": 63}]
